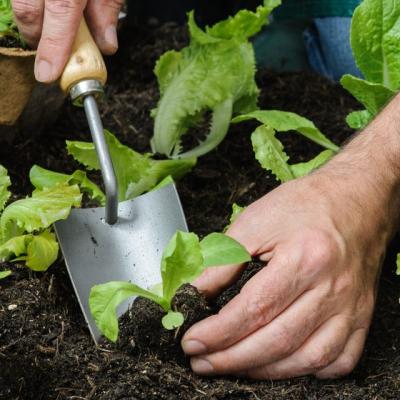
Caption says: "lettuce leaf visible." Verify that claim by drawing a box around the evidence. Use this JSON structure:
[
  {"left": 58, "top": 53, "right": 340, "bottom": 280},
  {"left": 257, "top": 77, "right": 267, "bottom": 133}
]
[
  {"left": 151, "top": 1, "right": 281, "bottom": 159},
  {"left": 0, "top": 230, "right": 59, "bottom": 272},
  {"left": 235, "top": 110, "right": 338, "bottom": 182},
  {"left": 0, "top": 165, "right": 11, "bottom": 212},
  {"left": 340, "top": 75, "right": 396, "bottom": 115},
  {"left": 0, "top": 270, "right": 11, "bottom": 280},
  {"left": 0, "top": 184, "right": 82, "bottom": 243},
  {"left": 346, "top": 110, "right": 374, "bottom": 130},
  {"left": 351, "top": 0, "right": 400, "bottom": 90},
  {"left": 251, "top": 125, "right": 293, "bottom": 182},
  {"left": 291, "top": 150, "right": 335, "bottom": 178},
  {"left": 343, "top": 0, "right": 400, "bottom": 129},
  {"left": 30, "top": 165, "right": 105, "bottom": 206},
  {"left": 89, "top": 281, "right": 169, "bottom": 342},
  {"left": 233, "top": 110, "right": 339, "bottom": 152},
  {"left": 67, "top": 130, "right": 195, "bottom": 201}
]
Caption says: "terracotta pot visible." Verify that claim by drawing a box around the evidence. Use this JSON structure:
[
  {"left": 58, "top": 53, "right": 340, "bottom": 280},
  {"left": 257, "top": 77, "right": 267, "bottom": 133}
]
[{"left": 0, "top": 47, "right": 65, "bottom": 142}]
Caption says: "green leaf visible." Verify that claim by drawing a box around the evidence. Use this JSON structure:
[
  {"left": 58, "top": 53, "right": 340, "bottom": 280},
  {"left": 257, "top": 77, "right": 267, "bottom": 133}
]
[
  {"left": 206, "top": 0, "right": 281, "bottom": 41},
  {"left": 351, "top": 0, "right": 400, "bottom": 90},
  {"left": 0, "top": 185, "right": 82, "bottom": 243},
  {"left": 200, "top": 232, "right": 250, "bottom": 268},
  {"left": 151, "top": 176, "right": 174, "bottom": 192},
  {"left": 19, "top": 231, "right": 59, "bottom": 272},
  {"left": 290, "top": 150, "right": 334, "bottom": 178},
  {"left": 0, "top": 230, "right": 58, "bottom": 272},
  {"left": 30, "top": 165, "right": 105, "bottom": 206},
  {"left": 0, "top": 165, "right": 11, "bottom": 212},
  {"left": 224, "top": 203, "right": 245, "bottom": 232},
  {"left": 346, "top": 110, "right": 374, "bottom": 130},
  {"left": 161, "top": 231, "right": 204, "bottom": 304},
  {"left": 234, "top": 110, "right": 339, "bottom": 152},
  {"left": 340, "top": 75, "right": 396, "bottom": 115},
  {"left": 0, "top": 235, "right": 32, "bottom": 261},
  {"left": 251, "top": 125, "right": 293, "bottom": 182},
  {"left": 397, "top": 253, "right": 400, "bottom": 276},
  {"left": 89, "top": 281, "right": 169, "bottom": 342},
  {"left": 0, "top": 270, "right": 11, "bottom": 280},
  {"left": 162, "top": 311, "right": 185, "bottom": 330},
  {"left": 151, "top": 2, "right": 281, "bottom": 158},
  {"left": 68, "top": 131, "right": 195, "bottom": 201}
]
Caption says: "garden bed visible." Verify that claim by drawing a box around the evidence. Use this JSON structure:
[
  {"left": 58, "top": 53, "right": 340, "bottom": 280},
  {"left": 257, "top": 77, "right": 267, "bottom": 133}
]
[{"left": 1, "top": 23, "right": 400, "bottom": 400}]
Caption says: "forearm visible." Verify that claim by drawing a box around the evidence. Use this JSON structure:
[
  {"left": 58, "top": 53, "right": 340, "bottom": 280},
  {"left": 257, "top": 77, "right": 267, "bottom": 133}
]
[{"left": 314, "top": 94, "right": 400, "bottom": 241}]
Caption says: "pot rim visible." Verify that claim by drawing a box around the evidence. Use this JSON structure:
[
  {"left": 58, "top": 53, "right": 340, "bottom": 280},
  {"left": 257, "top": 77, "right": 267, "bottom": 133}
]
[{"left": 0, "top": 47, "right": 36, "bottom": 57}]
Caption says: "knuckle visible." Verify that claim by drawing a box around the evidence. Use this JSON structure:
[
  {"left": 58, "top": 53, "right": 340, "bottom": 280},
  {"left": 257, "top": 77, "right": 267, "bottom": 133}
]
[
  {"left": 302, "top": 229, "right": 339, "bottom": 273},
  {"left": 45, "top": 0, "right": 82, "bottom": 16},
  {"left": 39, "top": 34, "right": 65, "bottom": 49},
  {"left": 245, "top": 293, "right": 271, "bottom": 328},
  {"left": 12, "top": 0, "right": 42, "bottom": 24},
  {"left": 306, "top": 347, "right": 332, "bottom": 370}
]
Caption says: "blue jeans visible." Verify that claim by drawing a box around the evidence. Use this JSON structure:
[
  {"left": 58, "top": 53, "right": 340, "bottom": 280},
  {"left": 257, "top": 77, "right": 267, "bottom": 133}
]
[{"left": 304, "top": 17, "right": 362, "bottom": 81}]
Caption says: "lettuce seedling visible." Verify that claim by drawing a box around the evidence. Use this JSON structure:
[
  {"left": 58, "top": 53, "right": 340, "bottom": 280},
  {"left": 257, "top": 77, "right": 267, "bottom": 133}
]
[
  {"left": 340, "top": 0, "right": 399, "bottom": 129},
  {"left": 90, "top": 230, "right": 251, "bottom": 342},
  {"left": 66, "top": 130, "right": 196, "bottom": 201},
  {"left": 0, "top": 165, "right": 82, "bottom": 271},
  {"left": 151, "top": 0, "right": 281, "bottom": 159},
  {"left": 0, "top": 0, "right": 22, "bottom": 42},
  {"left": 233, "top": 110, "right": 339, "bottom": 182}
]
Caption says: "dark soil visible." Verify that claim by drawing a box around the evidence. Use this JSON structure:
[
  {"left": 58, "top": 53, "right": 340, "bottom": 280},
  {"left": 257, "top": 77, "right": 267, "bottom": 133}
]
[
  {"left": 0, "top": 36, "right": 24, "bottom": 49},
  {"left": 1, "top": 23, "right": 400, "bottom": 400}
]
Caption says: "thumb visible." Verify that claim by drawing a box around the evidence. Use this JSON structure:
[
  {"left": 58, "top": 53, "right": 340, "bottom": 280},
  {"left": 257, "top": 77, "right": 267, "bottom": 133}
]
[{"left": 85, "top": 0, "right": 124, "bottom": 55}]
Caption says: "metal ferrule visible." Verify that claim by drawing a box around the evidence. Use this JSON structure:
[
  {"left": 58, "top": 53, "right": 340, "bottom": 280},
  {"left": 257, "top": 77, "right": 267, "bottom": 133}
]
[{"left": 70, "top": 79, "right": 104, "bottom": 106}]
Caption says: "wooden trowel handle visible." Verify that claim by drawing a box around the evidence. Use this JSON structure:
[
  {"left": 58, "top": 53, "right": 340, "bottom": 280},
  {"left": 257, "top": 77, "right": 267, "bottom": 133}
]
[{"left": 60, "top": 19, "right": 107, "bottom": 94}]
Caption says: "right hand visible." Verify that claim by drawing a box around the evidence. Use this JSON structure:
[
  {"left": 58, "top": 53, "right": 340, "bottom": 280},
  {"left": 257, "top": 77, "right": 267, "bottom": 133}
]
[{"left": 12, "top": 0, "right": 124, "bottom": 82}]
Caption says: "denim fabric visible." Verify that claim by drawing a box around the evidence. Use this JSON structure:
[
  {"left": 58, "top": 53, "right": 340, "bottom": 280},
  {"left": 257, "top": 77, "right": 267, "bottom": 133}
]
[{"left": 303, "top": 17, "right": 362, "bottom": 81}]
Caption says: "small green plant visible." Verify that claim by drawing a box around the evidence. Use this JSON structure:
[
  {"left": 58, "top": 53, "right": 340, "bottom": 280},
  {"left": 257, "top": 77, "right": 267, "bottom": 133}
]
[
  {"left": 340, "top": 0, "right": 399, "bottom": 129},
  {"left": 89, "top": 230, "right": 251, "bottom": 342},
  {"left": 35, "top": 130, "right": 196, "bottom": 202},
  {"left": 151, "top": 0, "right": 281, "bottom": 159},
  {"left": 233, "top": 110, "right": 339, "bottom": 182},
  {"left": 0, "top": 0, "right": 22, "bottom": 42},
  {"left": 0, "top": 165, "right": 82, "bottom": 272}
]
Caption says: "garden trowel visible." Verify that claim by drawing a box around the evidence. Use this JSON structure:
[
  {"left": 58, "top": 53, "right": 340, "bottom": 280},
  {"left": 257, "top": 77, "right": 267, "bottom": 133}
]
[{"left": 54, "top": 19, "right": 188, "bottom": 344}]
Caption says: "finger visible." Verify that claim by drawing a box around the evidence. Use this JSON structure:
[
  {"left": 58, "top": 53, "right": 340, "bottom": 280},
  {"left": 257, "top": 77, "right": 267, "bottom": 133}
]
[
  {"left": 12, "top": 0, "right": 45, "bottom": 47},
  {"left": 188, "top": 287, "right": 334, "bottom": 375},
  {"left": 183, "top": 249, "right": 307, "bottom": 357},
  {"left": 85, "top": 0, "right": 123, "bottom": 55},
  {"left": 245, "top": 314, "right": 351, "bottom": 380},
  {"left": 193, "top": 208, "right": 277, "bottom": 297},
  {"left": 34, "top": 0, "right": 87, "bottom": 82},
  {"left": 315, "top": 328, "right": 367, "bottom": 379}
]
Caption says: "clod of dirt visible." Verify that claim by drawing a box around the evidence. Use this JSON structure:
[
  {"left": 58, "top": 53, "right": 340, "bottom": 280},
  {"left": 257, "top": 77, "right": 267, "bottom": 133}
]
[{"left": 117, "top": 284, "right": 211, "bottom": 362}]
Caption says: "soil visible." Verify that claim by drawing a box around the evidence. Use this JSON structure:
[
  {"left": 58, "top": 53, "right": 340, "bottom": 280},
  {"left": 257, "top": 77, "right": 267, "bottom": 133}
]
[
  {"left": 0, "top": 36, "right": 23, "bottom": 49},
  {"left": 1, "top": 23, "right": 400, "bottom": 400}
]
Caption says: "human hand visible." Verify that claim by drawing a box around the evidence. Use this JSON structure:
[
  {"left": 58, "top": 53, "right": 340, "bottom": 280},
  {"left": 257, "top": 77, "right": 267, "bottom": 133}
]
[
  {"left": 12, "top": 0, "right": 123, "bottom": 82},
  {"left": 181, "top": 169, "right": 394, "bottom": 379}
]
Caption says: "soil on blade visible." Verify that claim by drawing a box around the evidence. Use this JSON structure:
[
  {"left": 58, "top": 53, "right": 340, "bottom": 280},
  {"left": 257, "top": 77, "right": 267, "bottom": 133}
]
[{"left": 1, "top": 23, "right": 400, "bottom": 400}]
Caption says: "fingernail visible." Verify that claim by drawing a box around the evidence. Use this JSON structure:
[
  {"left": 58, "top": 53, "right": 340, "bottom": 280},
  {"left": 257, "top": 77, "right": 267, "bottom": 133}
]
[
  {"left": 191, "top": 357, "right": 214, "bottom": 375},
  {"left": 181, "top": 339, "right": 207, "bottom": 355},
  {"left": 34, "top": 59, "right": 53, "bottom": 82},
  {"left": 104, "top": 25, "right": 118, "bottom": 51}
]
